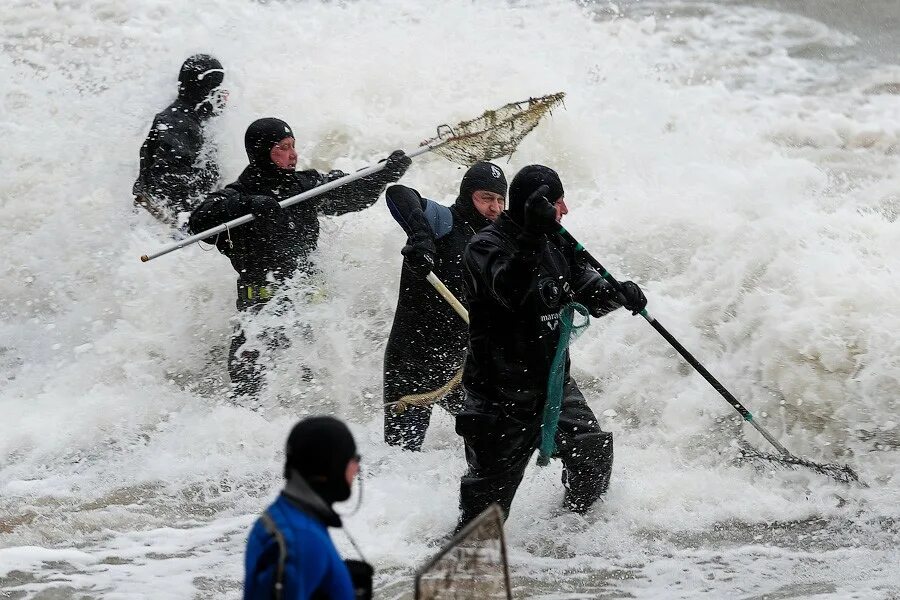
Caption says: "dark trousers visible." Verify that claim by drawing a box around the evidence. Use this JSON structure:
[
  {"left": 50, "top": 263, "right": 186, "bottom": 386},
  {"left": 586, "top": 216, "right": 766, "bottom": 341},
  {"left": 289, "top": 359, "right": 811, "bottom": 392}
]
[
  {"left": 228, "top": 295, "right": 267, "bottom": 399},
  {"left": 456, "top": 380, "right": 613, "bottom": 528},
  {"left": 228, "top": 328, "right": 263, "bottom": 398},
  {"left": 227, "top": 278, "right": 322, "bottom": 400},
  {"left": 383, "top": 348, "right": 465, "bottom": 451},
  {"left": 227, "top": 284, "right": 287, "bottom": 399}
]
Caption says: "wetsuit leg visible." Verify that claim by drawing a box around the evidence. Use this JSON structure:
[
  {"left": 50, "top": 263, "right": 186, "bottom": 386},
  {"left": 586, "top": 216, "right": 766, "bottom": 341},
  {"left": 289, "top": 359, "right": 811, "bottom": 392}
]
[
  {"left": 229, "top": 293, "right": 272, "bottom": 400},
  {"left": 440, "top": 383, "right": 465, "bottom": 416},
  {"left": 554, "top": 380, "right": 613, "bottom": 513},
  {"left": 383, "top": 355, "right": 435, "bottom": 451},
  {"left": 456, "top": 403, "right": 541, "bottom": 529},
  {"left": 229, "top": 325, "right": 262, "bottom": 398}
]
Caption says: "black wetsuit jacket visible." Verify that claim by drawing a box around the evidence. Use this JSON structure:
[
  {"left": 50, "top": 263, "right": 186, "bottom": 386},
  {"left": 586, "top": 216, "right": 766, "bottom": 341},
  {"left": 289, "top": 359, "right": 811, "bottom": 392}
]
[
  {"left": 133, "top": 99, "right": 219, "bottom": 216},
  {"left": 133, "top": 55, "right": 223, "bottom": 220},
  {"left": 462, "top": 212, "right": 624, "bottom": 409},
  {"left": 188, "top": 162, "right": 396, "bottom": 288},
  {"left": 384, "top": 185, "right": 491, "bottom": 368}
]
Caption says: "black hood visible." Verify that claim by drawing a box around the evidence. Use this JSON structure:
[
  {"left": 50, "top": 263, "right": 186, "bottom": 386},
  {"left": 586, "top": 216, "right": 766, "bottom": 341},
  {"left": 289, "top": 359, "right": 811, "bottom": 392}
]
[
  {"left": 239, "top": 118, "right": 296, "bottom": 191},
  {"left": 177, "top": 54, "right": 224, "bottom": 118},
  {"left": 245, "top": 117, "right": 294, "bottom": 166},
  {"left": 507, "top": 164, "right": 564, "bottom": 225},
  {"left": 453, "top": 161, "right": 507, "bottom": 230},
  {"left": 282, "top": 470, "right": 342, "bottom": 528},
  {"left": 284, "top": 416, "right": 357, "bottom": 505}
]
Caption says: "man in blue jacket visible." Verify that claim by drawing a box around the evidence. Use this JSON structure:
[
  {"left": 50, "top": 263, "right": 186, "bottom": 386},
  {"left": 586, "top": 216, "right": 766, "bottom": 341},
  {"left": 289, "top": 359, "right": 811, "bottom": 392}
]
[{"left": 244, "top": 416, "right": 370, "bottom": 599}]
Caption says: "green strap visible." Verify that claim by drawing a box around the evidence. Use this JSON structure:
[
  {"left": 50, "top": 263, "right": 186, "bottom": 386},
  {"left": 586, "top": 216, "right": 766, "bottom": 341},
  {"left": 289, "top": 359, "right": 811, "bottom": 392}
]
[{"left": 537, "top": 302, "right": 590, "bottom": 466}]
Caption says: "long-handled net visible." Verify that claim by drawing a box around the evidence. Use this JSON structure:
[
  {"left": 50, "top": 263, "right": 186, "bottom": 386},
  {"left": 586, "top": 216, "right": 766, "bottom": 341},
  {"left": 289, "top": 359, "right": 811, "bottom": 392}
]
[
  {"left": 140, "top": 92, "right": 566, "bottom": 262},
  {"left": 424, "top": 92, "right": 566, "bottom": 164},
  {"left": 555, "top": 224, "right": 866, "bottom": 487}
]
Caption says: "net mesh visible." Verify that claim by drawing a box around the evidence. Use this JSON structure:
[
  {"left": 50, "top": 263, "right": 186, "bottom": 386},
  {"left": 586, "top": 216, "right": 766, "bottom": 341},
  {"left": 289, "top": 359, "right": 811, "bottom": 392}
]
[
  {"left": 424, "top": 92, "right": 566, "bottom": 164},
  {"left": 415, "top": 505, "right": 511, "bottom": 600},
  {"left": 735, "top": 442, "right": 864, "bottom": 486}
]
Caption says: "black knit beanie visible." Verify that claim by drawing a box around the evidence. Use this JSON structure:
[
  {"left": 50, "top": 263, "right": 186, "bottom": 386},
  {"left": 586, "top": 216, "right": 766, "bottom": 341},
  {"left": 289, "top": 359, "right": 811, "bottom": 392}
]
[
  {"left": 245, "top": 118, "right": 295, "bottom": 166},
  {"left": 284, "top": 416, "right": 357, "bottom": 504},
  {"left": 453, "top": 162, "right": 507, "bottom": 229},
  {"left": 506, "top": 164, "right": 564, "bottom": 225},
  {"left": 459, "top": 162, "right": 507, "bottom": 198}
]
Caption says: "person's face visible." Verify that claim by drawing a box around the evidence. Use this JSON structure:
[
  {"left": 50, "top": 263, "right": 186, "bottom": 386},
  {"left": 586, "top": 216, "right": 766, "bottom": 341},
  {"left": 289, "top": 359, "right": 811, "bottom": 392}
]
[
  {"left": 472, "top": 190, "right": 505, "bottom": 221},
  {"left": 207, "top": 87, "right": 229, "bottom": 115},
  {"left": 270, "top": 137, "right": 297, "bottom": 170},
  {"left": 344, "top": 455, "right": 360, "bottom": 486},
  {"left": 554, "top": 196, "right": 568, "bottom": 222}
]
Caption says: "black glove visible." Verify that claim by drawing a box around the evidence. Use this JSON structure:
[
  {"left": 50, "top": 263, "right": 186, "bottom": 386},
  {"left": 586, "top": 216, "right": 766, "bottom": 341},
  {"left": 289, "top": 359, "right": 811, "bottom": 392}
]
[
  {"left": 618, "top": 280, "right": 647, "bottom": 315},
  {"left": 344, "top": 559, "right": 374, "bottom": 600},
  {"left": 380, "top": 150, "right": 412, "bottom": 182},
  {"left": 401, "top": 239, "right": 436, "bottom": 278},
  {"left": 523, "top": 184, "right": 558, "bottom": 235},
  {"left": 243, "top": 195, "right": 281, "bottom": 220}
]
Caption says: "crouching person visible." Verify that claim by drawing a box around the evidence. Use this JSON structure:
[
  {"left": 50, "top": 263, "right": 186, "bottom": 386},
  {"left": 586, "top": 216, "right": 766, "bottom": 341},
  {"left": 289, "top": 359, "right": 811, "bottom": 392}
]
[{"left": 244, "top": 416, "right": 372, "bottom": 599}]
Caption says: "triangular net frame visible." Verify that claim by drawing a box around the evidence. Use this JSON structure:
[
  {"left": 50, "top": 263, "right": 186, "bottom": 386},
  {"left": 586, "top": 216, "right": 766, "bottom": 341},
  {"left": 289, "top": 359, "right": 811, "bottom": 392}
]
[
  {"left": 424, "top": 92, "right": 566, "bottom": 164},
  {"left": 414, "top": 505, "right": 512, "bottom": 600}
]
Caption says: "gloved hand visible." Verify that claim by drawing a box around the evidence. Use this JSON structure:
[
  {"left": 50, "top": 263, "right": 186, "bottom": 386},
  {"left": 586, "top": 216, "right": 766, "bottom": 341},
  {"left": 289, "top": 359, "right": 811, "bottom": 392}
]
[
  {"left": 523, "top": 185, "right": 558, "bottom": 236},
  {"left": 244, "top": 195, "right": 282, "bottom": 220},
  {"left": 401, "top": 240, "right": 436, "bottom": 278},
  {"left": 380, "top": 150, "right": 412, "bottom": 182},
  {"left": 618, "top": 280, "right": 647, "bottom": 315}
]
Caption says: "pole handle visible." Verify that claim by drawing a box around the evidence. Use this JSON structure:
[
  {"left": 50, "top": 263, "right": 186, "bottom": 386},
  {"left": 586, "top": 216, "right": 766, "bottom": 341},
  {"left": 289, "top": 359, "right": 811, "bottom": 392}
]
[
  {"left": 557, "top": 225, "right": 792, "bottom": 458},
  {"left": 425, "top": 272, "right": 469, "bottom": 324},
  {"left": 140, "top": 143, "right": 437, "bottom": 263}
]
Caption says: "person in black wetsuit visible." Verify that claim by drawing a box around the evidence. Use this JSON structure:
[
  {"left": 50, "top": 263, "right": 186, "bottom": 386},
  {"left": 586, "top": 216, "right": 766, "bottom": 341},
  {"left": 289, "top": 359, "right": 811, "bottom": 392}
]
[
  {"left": 455, "top": 165, "right": 648, "bottom": 529},
  {"left": 133, "top": 54, "right": 226, "bottom": 227},
  {"left": 189, "top": 117, "right": 411, "bottom": 398},
  {"left": 382, "top": 162, "right": 507, "bottom": 451}
]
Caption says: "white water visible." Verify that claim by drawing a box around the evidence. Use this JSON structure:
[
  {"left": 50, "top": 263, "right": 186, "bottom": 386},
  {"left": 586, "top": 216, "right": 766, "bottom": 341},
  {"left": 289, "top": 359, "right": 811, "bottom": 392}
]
[{"left": 2, "top": 0, "right": 898, "bottom": 598}]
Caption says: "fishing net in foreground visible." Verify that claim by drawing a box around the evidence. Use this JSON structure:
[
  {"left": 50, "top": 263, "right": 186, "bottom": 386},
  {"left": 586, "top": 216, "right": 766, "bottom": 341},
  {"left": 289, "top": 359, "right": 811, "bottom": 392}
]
[
  {"left": 414, "top": 504, "right": 512, "bottom": 600},
  {"left": 424, "top": 92, "right": 566, "bottom": 164}
]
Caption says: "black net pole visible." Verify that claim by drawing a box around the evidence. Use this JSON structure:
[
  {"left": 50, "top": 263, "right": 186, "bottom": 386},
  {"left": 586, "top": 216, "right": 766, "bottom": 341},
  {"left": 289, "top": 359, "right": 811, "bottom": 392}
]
[{"left": 555, "top": 226, "right": 863, "bottom": 484}]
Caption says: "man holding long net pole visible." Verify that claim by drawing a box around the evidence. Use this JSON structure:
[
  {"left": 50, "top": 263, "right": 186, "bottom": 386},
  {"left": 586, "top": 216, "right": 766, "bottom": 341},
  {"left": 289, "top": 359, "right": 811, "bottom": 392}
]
[
  {"left": 382, "top": 163, "right": 507, "bottom": 451},
  {"left": 456, "top": 165, "right": 647, "bottom": 529},
  {"left": 187, "top": 118, "right": 411, "bottom": 399}
]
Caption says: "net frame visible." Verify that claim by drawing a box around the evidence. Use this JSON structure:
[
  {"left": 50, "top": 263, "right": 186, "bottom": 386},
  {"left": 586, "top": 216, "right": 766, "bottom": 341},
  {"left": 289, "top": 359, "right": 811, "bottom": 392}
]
[
  {"left": 424, "top": 92, "right": 566, "bottom": 164},
  {"left": 414, "top": 504, "right": 512, "bottom": 600}
]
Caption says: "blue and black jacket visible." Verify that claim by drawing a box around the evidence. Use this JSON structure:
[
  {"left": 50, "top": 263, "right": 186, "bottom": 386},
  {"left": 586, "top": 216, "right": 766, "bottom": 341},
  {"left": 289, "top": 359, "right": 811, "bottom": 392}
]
[
  {"left": 382, "top": 186, "right": 491, "bottom": 426},
  {"left": 244, "top": 476, "right": 355, "bottom": 600},
  {"left": 384, "top": 184, "right": 490, "bottom": 364}
]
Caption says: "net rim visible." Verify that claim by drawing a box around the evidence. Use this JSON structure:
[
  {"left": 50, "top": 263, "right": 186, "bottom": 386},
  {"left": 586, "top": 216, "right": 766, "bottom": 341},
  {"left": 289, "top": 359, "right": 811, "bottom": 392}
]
[
  {"left": 422, "top": 91, "right": 566, "bottom": 148},
  {"left": 413, "top": 504, "right": 512, "bottom": 600}
]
